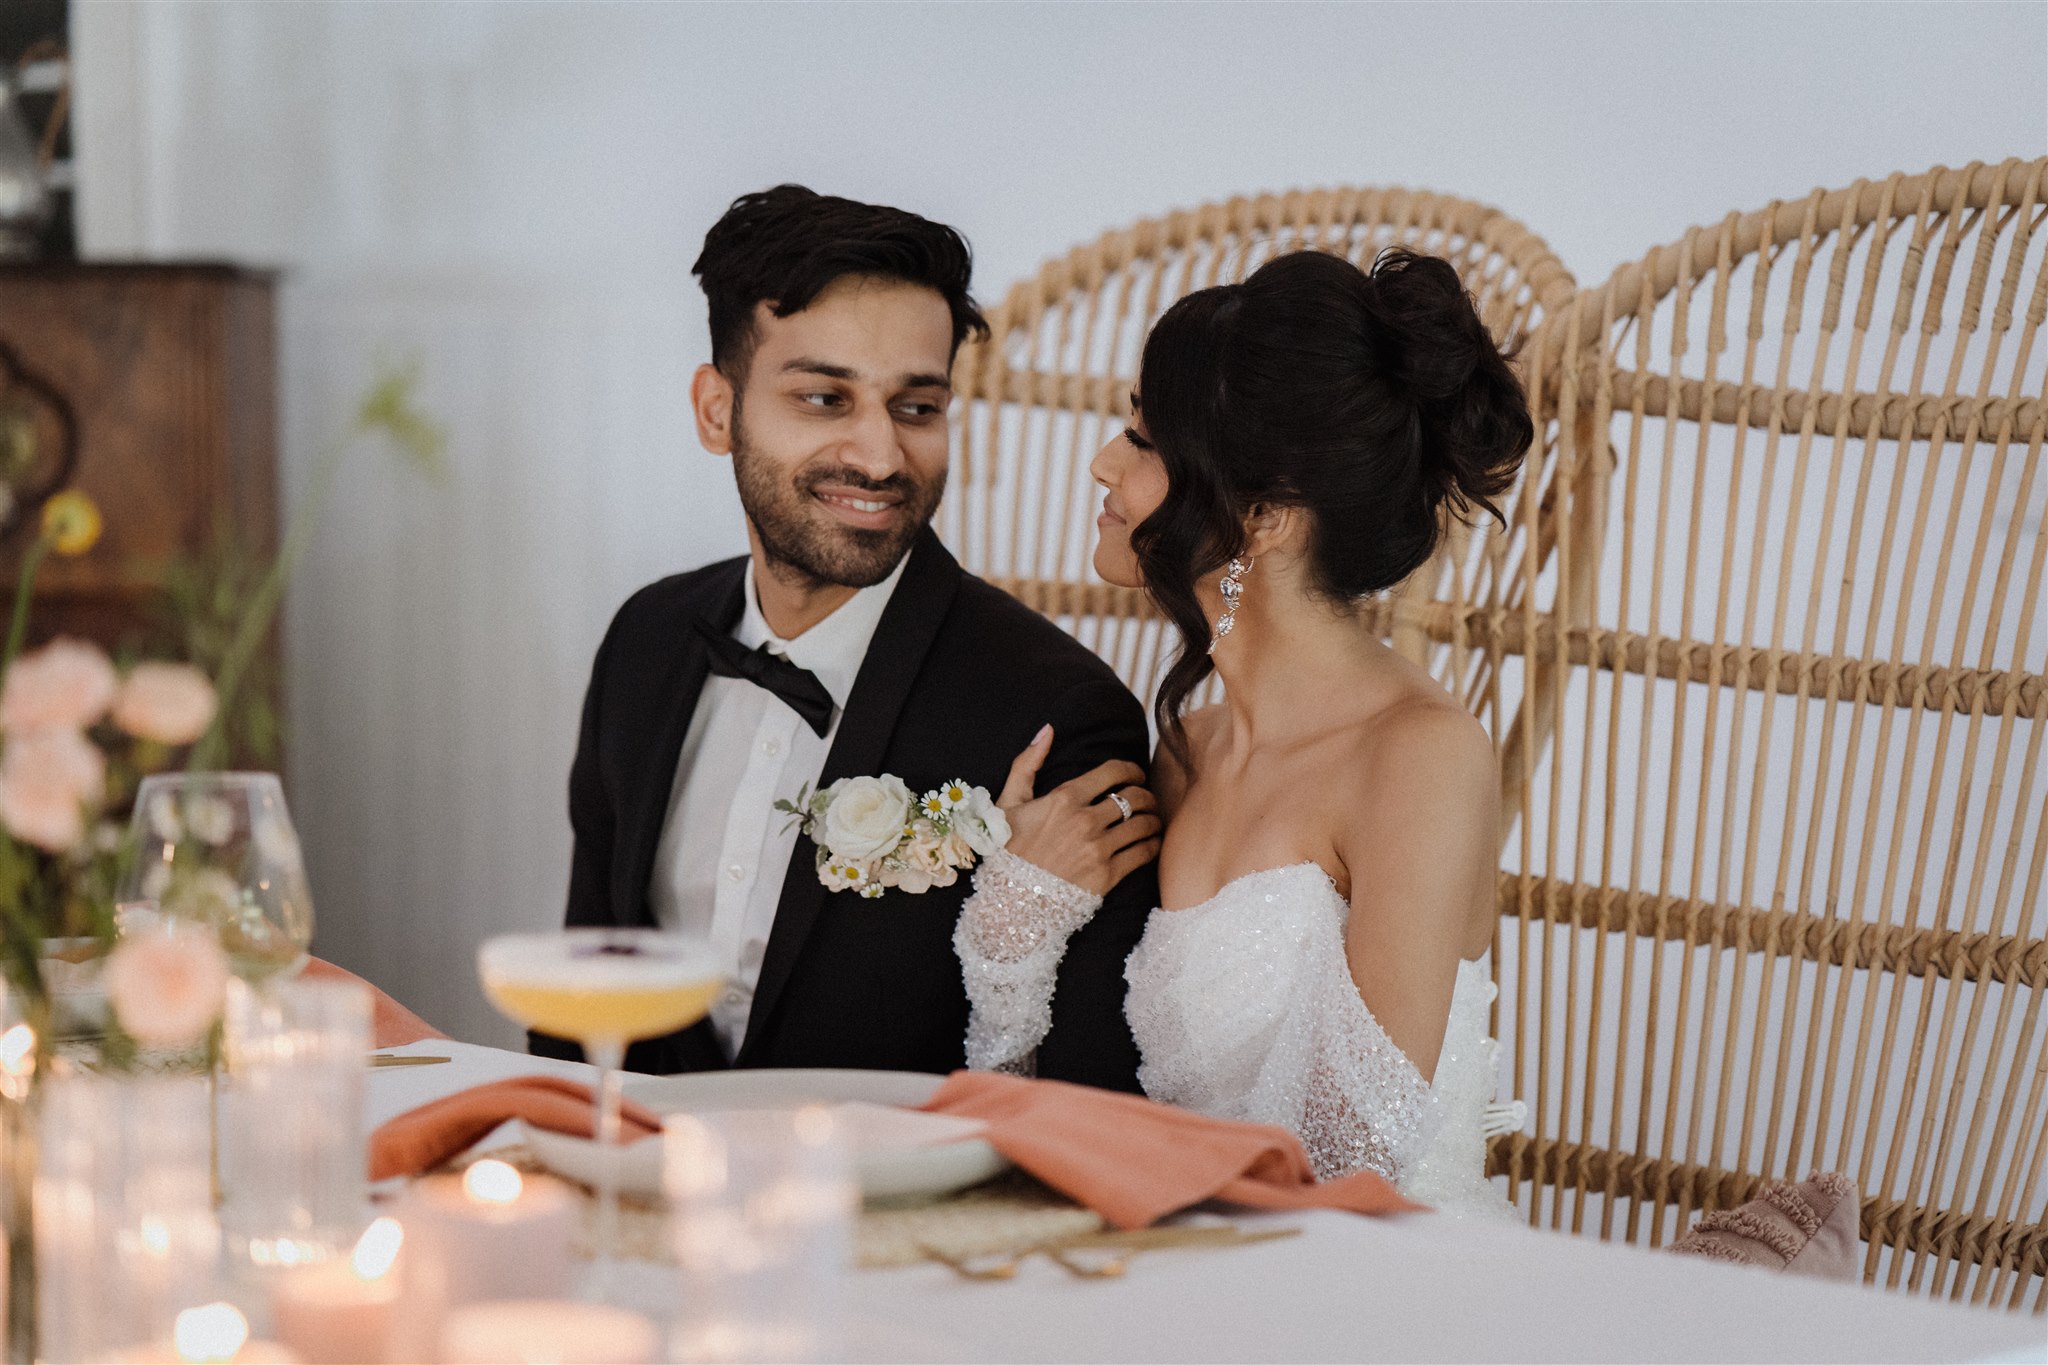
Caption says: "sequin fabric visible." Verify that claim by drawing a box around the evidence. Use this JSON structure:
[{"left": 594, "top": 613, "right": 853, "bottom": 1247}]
[
  {"left": 954, "top": 848, "right": 1103, "bottom": 1074},
  {"left": 1124, "top": 863, "right": 1518, "bottom": 1218}
]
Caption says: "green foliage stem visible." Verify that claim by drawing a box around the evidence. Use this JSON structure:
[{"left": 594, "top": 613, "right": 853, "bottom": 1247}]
[
  {"left": 191, "top": 359, "right": 444, "bottom": 771},
  {"left": 0, "top": 535, "right": 49, "bottom": 681}
]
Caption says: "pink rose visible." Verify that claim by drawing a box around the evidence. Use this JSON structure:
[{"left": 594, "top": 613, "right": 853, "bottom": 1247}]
[
  {"left": 0, "top": 727, "right": 107, "bottom": 852},
  {"left": 104, "top": 922, "right": 231, "bottom": 1050},
  {"left": 0, "top": 639, "right": 117, "bottom": 734},
  {"left": 113, "top": 662, "right": 219, "bottom": 746}
]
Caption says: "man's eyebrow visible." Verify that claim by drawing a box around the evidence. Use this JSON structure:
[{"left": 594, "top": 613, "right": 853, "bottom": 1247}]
[
  {"left": 778, "top": 360, "right": 951, "bottom": 391},
  {"left": 781, "top": 358, "right": 858, "bottom": 380}
]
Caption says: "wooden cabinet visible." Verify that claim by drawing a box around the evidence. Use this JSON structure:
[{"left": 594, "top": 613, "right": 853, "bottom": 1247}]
[{"left": 0, "top": 263, "right": 278, "bottom": 649}]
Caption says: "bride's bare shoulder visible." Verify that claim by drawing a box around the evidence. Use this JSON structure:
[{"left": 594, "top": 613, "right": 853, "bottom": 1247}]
[
  {"left": 1331, "top": 689, "right": 1498, "bottom": 947},
  {"left": 1342, "top": 689, "right": 1497, "bottom": 824}
]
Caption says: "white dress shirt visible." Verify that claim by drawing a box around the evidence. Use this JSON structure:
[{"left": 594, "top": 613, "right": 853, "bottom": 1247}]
[{"left": 649, "top": 554, "right": 908, "bottom": 1058}]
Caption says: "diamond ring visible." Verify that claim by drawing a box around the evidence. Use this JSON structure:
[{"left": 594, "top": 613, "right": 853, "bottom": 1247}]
[{"left": 1107, "top": 791, "right": 1133, "bottom": 823}]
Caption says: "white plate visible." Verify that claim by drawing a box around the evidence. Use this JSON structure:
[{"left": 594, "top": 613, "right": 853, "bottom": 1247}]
[{"left": 522, "top": 1069, "right": 1008, "bottom": 1204}]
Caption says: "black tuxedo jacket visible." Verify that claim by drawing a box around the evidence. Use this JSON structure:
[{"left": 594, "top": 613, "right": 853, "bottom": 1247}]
[{"left": 532, "top": 528, "right": 1152, "bottom": 1091}]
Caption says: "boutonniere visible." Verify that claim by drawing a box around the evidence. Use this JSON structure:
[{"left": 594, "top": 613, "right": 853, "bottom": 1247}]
[{"left": 776, "top": 774, "right": 1011, "bottom": 898}]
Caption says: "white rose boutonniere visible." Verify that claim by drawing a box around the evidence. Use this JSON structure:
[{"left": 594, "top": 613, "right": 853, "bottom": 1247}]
[
  {"left": 776, "top": 775, "right": 1008, "bottom": 898},
  {"left": 817, "top": 774, "right": 914, "bottom": 863}
]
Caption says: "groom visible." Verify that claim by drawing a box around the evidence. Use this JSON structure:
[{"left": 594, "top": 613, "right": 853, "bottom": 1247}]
[{"left": 533, "top": 185, "right": 1152, "bottom": 1090}]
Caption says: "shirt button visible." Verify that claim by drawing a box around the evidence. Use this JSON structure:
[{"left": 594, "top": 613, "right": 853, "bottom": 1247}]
[
  {"left": 761, "top": 737, "right": 782, "bottom": 757},
  {"left": 722, "top": 990, "right": 744, "bottom": 1008},
  {"left": 726, "top": 863, "right": 745, "bottom": 883}
]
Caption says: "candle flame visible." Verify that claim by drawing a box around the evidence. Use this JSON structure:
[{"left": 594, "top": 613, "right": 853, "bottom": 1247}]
[
  {"left": 349, "top": 1216, "right": 404, "bottom": 1282},
  {"left": 0, "top": 1023, "right": 35, "bottom": 1077},
  {"left": 462, "top": 1158, "right": 523, "bottom": 1206},
  {"left": 173, "top": 1302, "right": 248, "bottom": 1364}
]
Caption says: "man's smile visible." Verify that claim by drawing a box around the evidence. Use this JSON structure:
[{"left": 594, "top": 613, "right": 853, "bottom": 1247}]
[{"left": 811, "top": 483, "right": 906, "bottom": 530}]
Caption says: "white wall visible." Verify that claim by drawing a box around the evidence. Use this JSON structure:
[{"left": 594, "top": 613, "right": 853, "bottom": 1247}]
[{"left": 69, "top": 1, "right": 2047, "bottom": 1045}]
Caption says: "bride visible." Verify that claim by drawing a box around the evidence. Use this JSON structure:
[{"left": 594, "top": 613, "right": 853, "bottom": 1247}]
[{"left": 954, "top": 247, "right": 1531, "bottom": 1217}]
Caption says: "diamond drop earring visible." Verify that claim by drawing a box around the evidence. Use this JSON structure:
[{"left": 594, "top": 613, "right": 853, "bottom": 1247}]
[{"left": 1210, "top": 557, "right": 1253, "bottom": 653}]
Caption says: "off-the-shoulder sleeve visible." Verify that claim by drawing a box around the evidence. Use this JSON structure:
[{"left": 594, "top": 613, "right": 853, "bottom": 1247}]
[
  {"left": 1294, "top": 964, "right": 1443, "bottom": 1183},
  {"left": 954, "top": 848, "right": 1103, "bottom": 1074}
]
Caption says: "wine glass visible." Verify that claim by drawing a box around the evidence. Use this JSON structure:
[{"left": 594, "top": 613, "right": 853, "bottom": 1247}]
[
  {"left": 117, "top": 773, "right": 314, "bottom": 983},
  {"left": 477, "top": 928, "right": 723, "bottom": 1294}
]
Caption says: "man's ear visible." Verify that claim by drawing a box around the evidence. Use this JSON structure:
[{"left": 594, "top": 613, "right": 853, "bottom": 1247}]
[
  {"left": 1242, "top": 503, "right": 1304, "bottom": 561},
  {"left": 691, "top": 363, "right": 737, "bottom": 456}
]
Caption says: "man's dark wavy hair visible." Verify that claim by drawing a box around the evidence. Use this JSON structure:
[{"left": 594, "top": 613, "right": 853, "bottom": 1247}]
[{"left": 692, "top": 184, "right": 989, "bottom": 381}]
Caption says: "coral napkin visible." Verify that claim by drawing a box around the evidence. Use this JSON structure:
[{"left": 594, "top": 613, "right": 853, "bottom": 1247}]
[
  {"left": 920, "top": 1070, "right": 1425, "bottom": 1229},
  {"left": 368, "top": 1076, "right": 663, "bottom": 1182},
  {"left": 304, "top": 956, "right": 448, "bottom": 1049}
]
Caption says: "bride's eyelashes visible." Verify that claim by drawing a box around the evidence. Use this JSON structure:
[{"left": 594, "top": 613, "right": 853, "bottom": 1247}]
[{"left": 1123, "top": 426, "right": 1154, "bottom": 451}]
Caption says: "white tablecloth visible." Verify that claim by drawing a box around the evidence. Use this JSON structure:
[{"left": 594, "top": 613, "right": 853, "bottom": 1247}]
[{"left": 370, "top": 1041, "right": 2048, "bottom": 1364}]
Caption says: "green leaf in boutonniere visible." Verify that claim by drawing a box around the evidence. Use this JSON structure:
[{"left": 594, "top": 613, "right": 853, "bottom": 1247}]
[{"left": 774, "top": 783, "right": 815, "bottom": 837}]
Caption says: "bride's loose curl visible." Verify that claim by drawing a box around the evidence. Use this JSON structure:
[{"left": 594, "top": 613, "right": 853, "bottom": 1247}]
[{"left": 1131, "top": 247, "right": 1533, "bottom": 766}]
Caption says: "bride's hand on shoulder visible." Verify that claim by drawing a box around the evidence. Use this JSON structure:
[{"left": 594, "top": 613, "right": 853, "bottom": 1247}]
[{"left": 996, "top": 725, "right": 1162, "bottom": 896}]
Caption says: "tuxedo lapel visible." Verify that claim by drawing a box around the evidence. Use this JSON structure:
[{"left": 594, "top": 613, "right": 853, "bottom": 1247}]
[
  {"left": 616, "top": 560, "right": 746, "bottom": 928},
  {"left": 736, "top": 529, "right": 962, "bottom": 1062}
]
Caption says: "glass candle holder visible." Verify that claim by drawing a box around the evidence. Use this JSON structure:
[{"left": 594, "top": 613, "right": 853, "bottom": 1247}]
[
  {"left": 218, "top": 977, "right": 371, "bottom": 1270},
  {"left": 664, "top": 1106, "right": 856, "bottom": 1364},
  {"left": 34, "top": 1073, "right": 219, "bottom": 1363}
]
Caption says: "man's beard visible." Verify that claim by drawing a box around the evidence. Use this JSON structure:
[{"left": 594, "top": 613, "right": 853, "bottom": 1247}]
[{"left": 729, "top": 405, "right": 946, "bottom": 591}]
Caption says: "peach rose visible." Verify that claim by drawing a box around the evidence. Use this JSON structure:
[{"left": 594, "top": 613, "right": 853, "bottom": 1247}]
[
  {"left": 0, "top": 639, "right": 117, "bottom": 734},
  {"left": 112, "top": 662, "right": 219, "bottom": 747},
  {"left": 0, "top": 727, "right": 107, "bottom": 852},
  {"left": 104, "top": 921, "right": 231, "bottom": 1050}
]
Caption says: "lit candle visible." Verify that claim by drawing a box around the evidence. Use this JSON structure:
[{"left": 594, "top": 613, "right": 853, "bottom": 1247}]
[
  {"left": 0, "top": 1021, "right": 35, "bottom": 1098},
  {"left": 270, "top": 1218, "right": 403, "bottom": 1364},
  {"left": 109, "top": 1302, "right": 302, "bottom": 1364},
  {"left": 399, "top": 1160, "right": 576, "bottom": 1308},
  {"left": 441, "top": 1300, "right": 659, "bottom": 1365}
]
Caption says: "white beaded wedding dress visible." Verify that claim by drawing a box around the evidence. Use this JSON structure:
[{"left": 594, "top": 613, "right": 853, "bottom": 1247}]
[{"left": 956, "top": 850, "right": 1523, "bottom": 1218}]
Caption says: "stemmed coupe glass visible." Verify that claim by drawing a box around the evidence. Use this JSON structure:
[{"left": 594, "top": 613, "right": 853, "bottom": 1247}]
[{"left": 477, "top": 928, "right": 723, "bottom": 1293}]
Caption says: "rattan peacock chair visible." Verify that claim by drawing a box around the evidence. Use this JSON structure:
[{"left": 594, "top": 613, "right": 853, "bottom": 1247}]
[
  {"left": 940, "top": 187, "right": 1580, "bottom": 755},
  {"left": 1492, "top": 157, "right": 2047, "bottom": 1311}
]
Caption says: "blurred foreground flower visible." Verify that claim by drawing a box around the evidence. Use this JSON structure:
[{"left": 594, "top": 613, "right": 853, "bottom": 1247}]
[
  {"left": 112, "top": 661, "right": 219, "bottom": 747},
  {"left": 0, "top": 727, "right": 106, "bottom": 853},
  {"left": 104, "top": 920, "right": 231, "bottom": 1050},
  {"left": 39, "top": 490, "right": 101, "bottom": 556},
  {"left": 0, "top": 638, "right": 116, "bottom": 733}
]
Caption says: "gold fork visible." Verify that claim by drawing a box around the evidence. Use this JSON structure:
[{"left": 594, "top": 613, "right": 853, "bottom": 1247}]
[
  {"left": 919, "top": 1223, "right": 1300, "bottom": 1280},
  {"left": 915, "top": 1241, "right": 1027, "bottom": 1280}
]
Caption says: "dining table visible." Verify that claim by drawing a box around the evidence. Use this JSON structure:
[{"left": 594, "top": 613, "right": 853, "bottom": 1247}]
[{"left": 368, "top": 1039, "right": 2048, "bottom": 1365}]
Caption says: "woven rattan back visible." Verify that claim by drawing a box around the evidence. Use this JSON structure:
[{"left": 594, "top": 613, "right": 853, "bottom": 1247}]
[
  {"left": 1492, "top": 158, "right": 2048, "bottom": 1311},
  {"left": 941, "top": 188, "right": 1577, "bottom": 732}
]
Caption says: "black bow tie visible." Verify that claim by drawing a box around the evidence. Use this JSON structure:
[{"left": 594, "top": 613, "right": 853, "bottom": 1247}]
[{"left": 692, "top": 617, "right": 835, "bottom": 738}]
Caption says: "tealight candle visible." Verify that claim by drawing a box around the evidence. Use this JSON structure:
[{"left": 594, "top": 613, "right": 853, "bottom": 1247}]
[
  {"left": 0, "top": 1020, "right": 36, "bottom": 1100},
  {"left": 399, "top": 1160, "right": 576, "bottom": 1308},
  {"left": 270, "top": 1218, "right": 404, "bottom": 1365},
  {"left": 441, "top": 1300, "right": 659, "bottom": 1365},
  {"left": 109, "top": 1302, "right": 303, "bottom": 1364}
]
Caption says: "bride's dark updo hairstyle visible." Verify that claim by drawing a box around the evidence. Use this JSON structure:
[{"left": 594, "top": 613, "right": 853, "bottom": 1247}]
[{"left": 1132, "top": 247, "right": 1533, "bottom": 762}]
